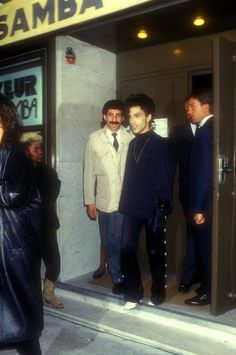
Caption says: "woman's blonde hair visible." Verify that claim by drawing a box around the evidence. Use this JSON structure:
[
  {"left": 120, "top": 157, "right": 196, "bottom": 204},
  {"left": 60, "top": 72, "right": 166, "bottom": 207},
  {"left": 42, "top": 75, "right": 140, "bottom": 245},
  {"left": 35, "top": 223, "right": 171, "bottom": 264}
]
[{"left": 21, "top": 132, "right": 43, "bottom": 145}]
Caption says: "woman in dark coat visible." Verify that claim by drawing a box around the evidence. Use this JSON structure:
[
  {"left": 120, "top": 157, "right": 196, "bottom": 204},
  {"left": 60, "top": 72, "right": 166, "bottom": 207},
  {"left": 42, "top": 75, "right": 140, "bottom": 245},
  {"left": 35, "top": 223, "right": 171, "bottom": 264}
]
[
  {"left": 0, "top": 94, "right": 43, "bottom": 355},
  {"left": 21, "top": 132, "right": 63, "bottom": 309}
]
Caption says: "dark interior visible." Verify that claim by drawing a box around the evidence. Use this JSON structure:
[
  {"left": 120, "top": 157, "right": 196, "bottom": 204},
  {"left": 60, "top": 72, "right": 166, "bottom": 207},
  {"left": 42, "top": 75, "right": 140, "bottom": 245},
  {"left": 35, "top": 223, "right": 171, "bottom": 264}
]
[{"left": 72, "top": 0, "right": 236, "bottom": 53}]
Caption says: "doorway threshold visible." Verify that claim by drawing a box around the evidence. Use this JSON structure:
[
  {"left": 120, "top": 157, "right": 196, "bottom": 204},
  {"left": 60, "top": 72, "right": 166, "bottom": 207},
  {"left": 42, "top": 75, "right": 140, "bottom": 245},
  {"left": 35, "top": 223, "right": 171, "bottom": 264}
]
[{"left": 56, "top": 272, "right": 236, "bottom": 328}]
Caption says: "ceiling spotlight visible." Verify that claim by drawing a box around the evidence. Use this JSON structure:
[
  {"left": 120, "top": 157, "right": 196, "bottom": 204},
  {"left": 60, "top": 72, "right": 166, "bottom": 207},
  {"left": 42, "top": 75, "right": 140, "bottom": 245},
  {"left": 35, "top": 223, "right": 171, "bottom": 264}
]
[
  {"left": 173, "top": 48, "right": 182, "bottom": 55},
  {"left": 193, "top": 16, "right": 205, "bottom": 26},
  {"left": 137, "top": 29, "right": 148, "bottom": 39}
]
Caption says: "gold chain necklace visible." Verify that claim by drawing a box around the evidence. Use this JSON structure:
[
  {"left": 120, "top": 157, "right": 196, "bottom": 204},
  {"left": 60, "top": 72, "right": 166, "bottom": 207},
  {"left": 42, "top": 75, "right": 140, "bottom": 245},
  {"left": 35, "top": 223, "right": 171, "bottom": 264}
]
[{"left": 133, "top": 137, "right": 150, "bottom": 163}]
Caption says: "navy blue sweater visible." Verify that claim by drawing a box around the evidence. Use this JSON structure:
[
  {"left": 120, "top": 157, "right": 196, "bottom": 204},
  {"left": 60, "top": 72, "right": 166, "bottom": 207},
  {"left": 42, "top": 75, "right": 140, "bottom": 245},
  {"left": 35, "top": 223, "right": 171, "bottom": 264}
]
[{"left": 119, "top": 130, "right": 173, "bottom": 219}]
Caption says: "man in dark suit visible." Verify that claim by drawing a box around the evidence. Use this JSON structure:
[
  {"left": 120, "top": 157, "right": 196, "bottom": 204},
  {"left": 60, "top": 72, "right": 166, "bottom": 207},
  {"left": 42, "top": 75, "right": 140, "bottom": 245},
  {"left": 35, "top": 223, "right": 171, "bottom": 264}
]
[
  {"left": 119, "top": 93, "right": 173, "bottom": 310},
  {"left": 170, "top": 97, "right": 202, "bottom": 293},
  {"left": 184, "top": 89, "right": 214, "bottom": 306}
]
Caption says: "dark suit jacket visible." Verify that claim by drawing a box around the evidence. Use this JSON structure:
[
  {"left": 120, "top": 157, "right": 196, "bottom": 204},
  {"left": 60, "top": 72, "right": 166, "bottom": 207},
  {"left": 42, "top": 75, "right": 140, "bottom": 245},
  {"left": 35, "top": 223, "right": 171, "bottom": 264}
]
[
  {"left": 35, "top": 163, "right": 61, "bottom": 230},
  {"left": 170, "top": 122, "right": 194, "bottom": 211},
  {"left": 119, "top": 130, "right": 173, "bottom": 219},
  {"left": 188, "top": 117, "right": 214, "bottom": 215}
]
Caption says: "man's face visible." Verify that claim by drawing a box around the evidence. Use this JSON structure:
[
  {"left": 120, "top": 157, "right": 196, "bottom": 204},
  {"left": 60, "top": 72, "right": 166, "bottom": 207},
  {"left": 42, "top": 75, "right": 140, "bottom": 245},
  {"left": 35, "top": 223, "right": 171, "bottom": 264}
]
[
  {"left": 128, "top": 106, "right": 152, "bottom": 134},
  {"left": 103, "top": 109, "right": 124, "bottom": 132},
  {"left": 27, "top": 142, "right": 43, "bottom": 164},
  {"left": 186, "top": 98, "right": 210, "bottom": 124}
]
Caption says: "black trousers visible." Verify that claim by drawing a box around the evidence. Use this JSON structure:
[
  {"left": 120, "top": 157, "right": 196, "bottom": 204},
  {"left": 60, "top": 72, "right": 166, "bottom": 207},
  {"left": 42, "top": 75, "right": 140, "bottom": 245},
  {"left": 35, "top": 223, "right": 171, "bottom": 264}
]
[
  {"left": 180, "top": 216, "right": 202, "bottom": 285},
  {"left": 41, "top": 229, "right": 60, "bottom": 282},
  {"left": 16, "top": 338, "right": 41, "bottom": 355},
  {"left": 0, "top": 338, "right": 41, "bottom": 355},
  {"left": 121, "top": 215, "right": 166, "bottom": 302},
  {"left": 192, "top": 217, "right": 212, "bottom": 295}
]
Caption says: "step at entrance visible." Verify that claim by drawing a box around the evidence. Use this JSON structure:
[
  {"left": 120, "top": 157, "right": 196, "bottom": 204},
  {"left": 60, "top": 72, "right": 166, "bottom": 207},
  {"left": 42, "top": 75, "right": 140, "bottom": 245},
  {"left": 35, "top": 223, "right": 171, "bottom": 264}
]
[{"left": 44, "top": 285, "right": 236, "bottom": 355}]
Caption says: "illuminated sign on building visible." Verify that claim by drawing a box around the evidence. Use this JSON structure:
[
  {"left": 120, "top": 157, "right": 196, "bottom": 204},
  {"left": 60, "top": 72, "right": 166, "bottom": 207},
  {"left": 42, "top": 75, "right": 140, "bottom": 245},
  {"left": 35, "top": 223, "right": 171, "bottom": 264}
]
[
  {"left": 0, "top": 66, "right": 43, "bottom": 126},
  {"left": 0, "top": 0, "right": 154, "bottom": 46}
]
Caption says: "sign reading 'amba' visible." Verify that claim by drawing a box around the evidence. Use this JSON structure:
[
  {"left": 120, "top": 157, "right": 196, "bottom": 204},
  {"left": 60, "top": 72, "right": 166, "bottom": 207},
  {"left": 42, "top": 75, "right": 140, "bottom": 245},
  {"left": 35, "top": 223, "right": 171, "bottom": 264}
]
[{"left": 0, "top": 0, "right": 153, "bottom": 46}]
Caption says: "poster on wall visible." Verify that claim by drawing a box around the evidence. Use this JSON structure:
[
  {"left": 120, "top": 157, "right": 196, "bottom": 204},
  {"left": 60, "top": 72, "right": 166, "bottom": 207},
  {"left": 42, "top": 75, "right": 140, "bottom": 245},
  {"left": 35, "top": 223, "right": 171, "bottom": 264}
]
[
  {"left": 153, "top": 117, "right": 168, "bottom": 138},
  {"left": 0, "top": 65, "right": 43, "bottom": 127}
]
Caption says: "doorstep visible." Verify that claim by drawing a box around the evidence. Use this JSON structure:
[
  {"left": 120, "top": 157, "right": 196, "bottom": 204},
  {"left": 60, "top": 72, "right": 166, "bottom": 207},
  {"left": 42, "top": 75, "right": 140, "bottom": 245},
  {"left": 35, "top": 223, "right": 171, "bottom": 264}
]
[{"left": 43, "top": 282, "right": 236, "bottom": 355}]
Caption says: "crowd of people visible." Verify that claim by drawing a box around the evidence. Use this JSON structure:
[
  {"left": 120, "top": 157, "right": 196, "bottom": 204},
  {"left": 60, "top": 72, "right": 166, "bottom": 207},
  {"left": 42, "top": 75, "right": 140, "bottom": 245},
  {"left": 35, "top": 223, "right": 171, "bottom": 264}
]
[
  {"left": 0, "top": 89, "right": 213, "bottom": 353},
  {"left": 85, "top": 90, "right": 213, "bottom": 310}
]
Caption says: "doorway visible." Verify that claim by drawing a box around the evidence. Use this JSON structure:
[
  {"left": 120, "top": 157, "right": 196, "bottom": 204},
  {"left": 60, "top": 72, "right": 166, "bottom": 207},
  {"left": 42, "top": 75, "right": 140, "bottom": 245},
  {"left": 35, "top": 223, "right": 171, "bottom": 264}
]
[
  {"left": 56, "top": 31, "right": 236, "bottom": 317},
  {"left": 49, "top": 33, "right": 196, "bottom": 316}
]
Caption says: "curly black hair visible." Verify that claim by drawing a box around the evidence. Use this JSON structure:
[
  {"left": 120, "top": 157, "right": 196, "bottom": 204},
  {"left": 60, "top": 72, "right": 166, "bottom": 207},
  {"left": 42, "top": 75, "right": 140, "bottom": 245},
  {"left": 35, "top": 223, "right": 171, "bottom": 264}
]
[
  {"left": 0, "top": 93, "right": 21, "bottom": 145},
  {"left": 101, "top": 99, "right": 125, "bottom": 115},
  {"left": 124, "top": 93, "right": 155, "bottom": 121}
]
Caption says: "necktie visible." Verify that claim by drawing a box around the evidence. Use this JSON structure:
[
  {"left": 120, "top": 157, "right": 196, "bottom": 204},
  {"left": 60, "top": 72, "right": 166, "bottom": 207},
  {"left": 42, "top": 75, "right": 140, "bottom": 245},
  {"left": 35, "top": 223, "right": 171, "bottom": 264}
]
[
  {"left": 112, "top": 133, "right": 119, "bottom": 151},
  {"left": 195, "top": 123, "right": 200, "bottom": 135}
]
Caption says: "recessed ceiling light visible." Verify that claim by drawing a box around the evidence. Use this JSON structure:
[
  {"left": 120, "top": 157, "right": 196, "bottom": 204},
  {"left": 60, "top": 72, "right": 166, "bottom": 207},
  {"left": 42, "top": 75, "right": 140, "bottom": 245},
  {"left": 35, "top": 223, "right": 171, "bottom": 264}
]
[
  {"left": 173, "top": 48, "right": 182, "bottom": 55},
  {"left": 193, "top": 16, "right": 205, "bottom": 26},
  {"left": 137, "top": 29, "right": 148, "bottom": 39}
]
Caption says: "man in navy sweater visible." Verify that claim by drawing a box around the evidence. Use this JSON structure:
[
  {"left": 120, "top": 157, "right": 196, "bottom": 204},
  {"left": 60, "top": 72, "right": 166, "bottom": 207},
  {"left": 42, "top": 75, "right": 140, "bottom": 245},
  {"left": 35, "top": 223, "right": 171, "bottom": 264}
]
[
  {"left": 119, "top": 93, "right": 173, "bottom": 310},
  {"left": 184, "top": 89, "right": 214, "bottom": 306}
]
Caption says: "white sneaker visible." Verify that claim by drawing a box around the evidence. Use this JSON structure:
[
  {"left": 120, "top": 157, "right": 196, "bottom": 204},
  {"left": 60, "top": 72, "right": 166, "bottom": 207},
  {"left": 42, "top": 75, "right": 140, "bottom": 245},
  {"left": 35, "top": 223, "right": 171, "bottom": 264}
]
[
  {"left": 147, "top": 300, "right": 155, "bottom": 306},
  {"left": 123, "top": 301, "right": 138, "bottom": 310}
]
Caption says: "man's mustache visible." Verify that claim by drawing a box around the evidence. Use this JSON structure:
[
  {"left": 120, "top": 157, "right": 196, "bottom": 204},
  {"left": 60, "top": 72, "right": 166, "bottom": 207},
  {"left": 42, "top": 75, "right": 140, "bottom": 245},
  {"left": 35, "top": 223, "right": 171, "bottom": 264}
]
[{"left": 108, "top": 121, "right": 120, "bottom": 125}]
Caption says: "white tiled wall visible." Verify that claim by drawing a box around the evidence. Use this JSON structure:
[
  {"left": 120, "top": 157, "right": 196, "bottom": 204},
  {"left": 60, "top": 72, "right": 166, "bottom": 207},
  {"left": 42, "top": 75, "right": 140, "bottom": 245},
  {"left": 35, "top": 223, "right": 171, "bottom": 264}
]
[{"left": 55, "top": 36, "right": 116, "bottom": 281}]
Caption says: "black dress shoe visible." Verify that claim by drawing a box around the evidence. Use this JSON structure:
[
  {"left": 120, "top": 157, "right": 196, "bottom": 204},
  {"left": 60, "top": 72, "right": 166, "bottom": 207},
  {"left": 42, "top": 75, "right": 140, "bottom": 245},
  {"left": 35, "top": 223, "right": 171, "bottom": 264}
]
[
  {"left": 150, "top": 290, "right": 166, "bottom": 306},
  {"left": 195, "top": 286, "right": 203, "bottom": 294},
  {"left": 178, "top": 283, "right": 191, "bottom": 293},
  {"left": 185, "top": 293, "right": 210, "bottom": 306},
  {"left": 92, "top": 267, "right": 106, "bottom": 279},
  {"left": 112, "top": 283, "right": 125, "bottom": 295}
]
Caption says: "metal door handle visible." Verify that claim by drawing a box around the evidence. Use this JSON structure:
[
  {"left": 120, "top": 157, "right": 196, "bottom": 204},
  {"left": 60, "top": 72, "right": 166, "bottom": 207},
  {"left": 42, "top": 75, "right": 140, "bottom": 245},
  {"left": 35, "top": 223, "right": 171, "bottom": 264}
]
[
  {"left": 218, "top": 155, "right": 232, "bottom": 183},
  {"left": 222, "top": 166, "right": 232, "bottom": 174}
]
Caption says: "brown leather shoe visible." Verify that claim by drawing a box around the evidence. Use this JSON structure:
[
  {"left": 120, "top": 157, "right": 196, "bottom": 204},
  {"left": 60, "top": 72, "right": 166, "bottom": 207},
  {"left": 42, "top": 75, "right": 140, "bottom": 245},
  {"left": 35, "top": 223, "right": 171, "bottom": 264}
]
[
  {"left": 92, "top": 267, "right": 106, "bottom": 279},
  {"left": 43, "top": 279, "right": 64, "bottom": 308}
]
